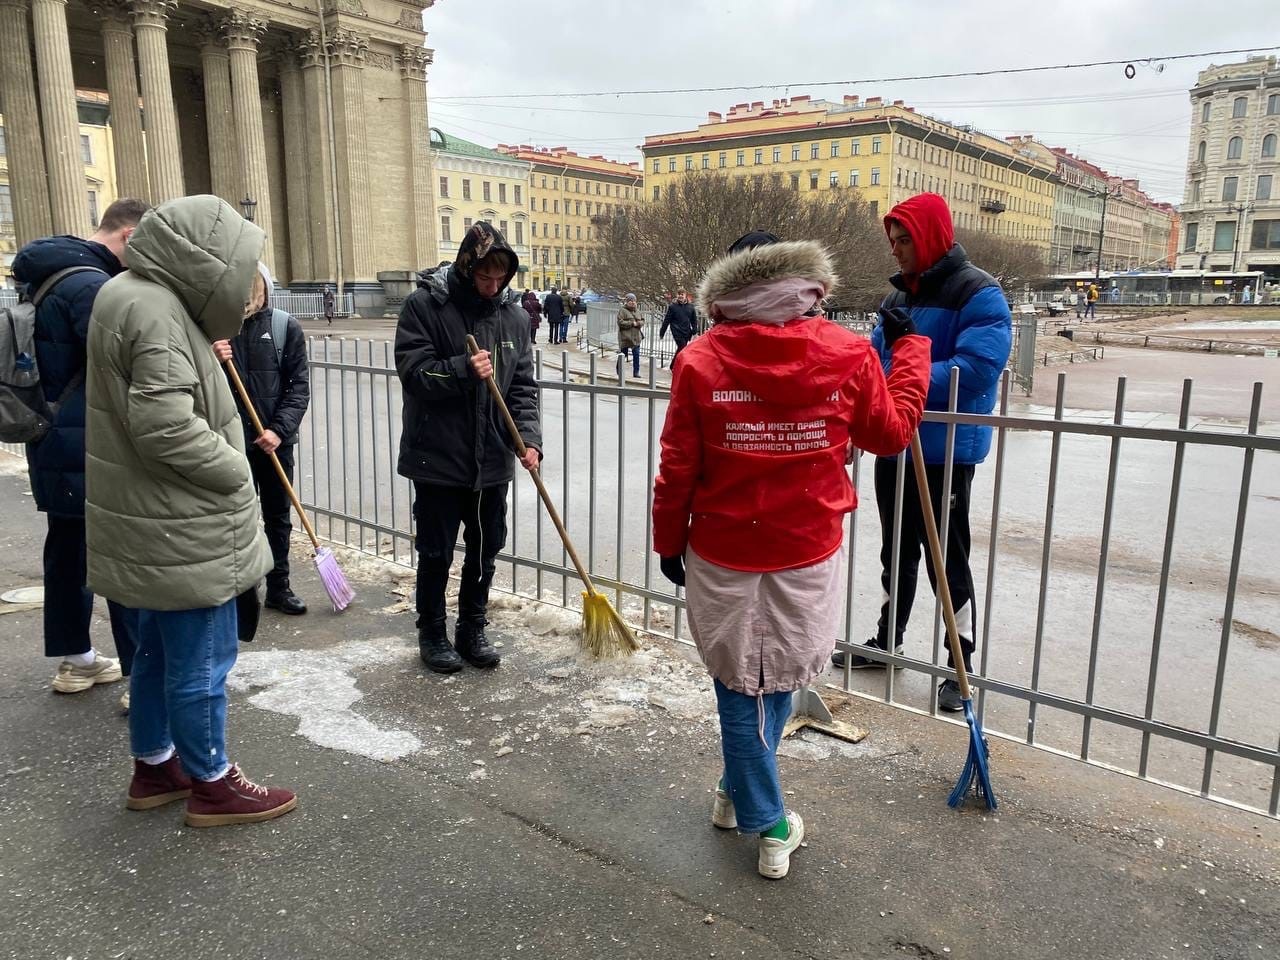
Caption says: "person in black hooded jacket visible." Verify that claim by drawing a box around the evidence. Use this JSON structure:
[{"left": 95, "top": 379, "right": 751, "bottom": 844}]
[{"left": 395, "top": 223, "right": 542, "bottom": 673}]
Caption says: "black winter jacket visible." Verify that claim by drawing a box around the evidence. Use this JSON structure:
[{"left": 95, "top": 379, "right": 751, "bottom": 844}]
[
  {"left": 395, "top": 266, "right": 542, "bottom": 489},
  {"left": 544, "top": 291, "right": 565, "bottom": 323},
  {"left": 13, "top": 235, "right": 123, "bottom": 517},
  {"left": 227, "top": 299, "right": 310, "bottom": 448},
  {"left": 659, "top": 301, "right": 696, "bottom": 342}
]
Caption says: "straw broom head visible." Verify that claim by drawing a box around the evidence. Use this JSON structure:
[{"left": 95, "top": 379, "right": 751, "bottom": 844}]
[{"left": 580, "top": 591, "right": 640, "bottom": 658}]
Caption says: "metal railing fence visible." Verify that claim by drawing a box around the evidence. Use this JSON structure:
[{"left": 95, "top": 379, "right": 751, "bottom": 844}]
[
  {"left": 272, "top": 289, "right": 355, "bottom": 318},
  {"left": 297, "top": 337, "right": 1280, "bottom": 819}
]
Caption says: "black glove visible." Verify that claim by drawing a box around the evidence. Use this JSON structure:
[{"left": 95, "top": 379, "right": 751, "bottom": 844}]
[
  {"left": 660, "top": 554, "right": 686, "bottom": 588},
  {"left": 877, "top": 306, "right": 916, "bottom": 349}
]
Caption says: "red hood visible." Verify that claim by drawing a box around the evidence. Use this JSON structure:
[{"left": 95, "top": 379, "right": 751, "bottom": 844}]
[
  {"left": 885, "top": 192, "right": 954, "bottom": 287},
  {"left": 710, "top": 316, "right": 860, "bottom": 406}
]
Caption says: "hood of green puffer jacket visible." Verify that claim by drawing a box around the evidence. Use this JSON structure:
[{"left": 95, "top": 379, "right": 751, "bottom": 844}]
[{"left": 124, "top": 195, "right": 266, "bottom": 341}]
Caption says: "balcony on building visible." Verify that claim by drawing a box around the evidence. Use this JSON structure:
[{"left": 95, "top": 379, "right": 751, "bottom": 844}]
[{"left": 980, "top": 198, "right": 1007, "bottom": 214}]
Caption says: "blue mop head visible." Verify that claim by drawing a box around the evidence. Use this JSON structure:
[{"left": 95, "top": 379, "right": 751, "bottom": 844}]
[{"left": 947, "top": 698, "right": 998, "bottom": 810}]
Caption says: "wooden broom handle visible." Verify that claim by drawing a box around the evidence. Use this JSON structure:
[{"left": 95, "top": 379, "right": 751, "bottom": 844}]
[
  {"left": 909, "top": 433, "right": 973, "bottom": 701},
  {"left": 222, "top": 355, "right": 322, "bottom": 552},
  {"left": 464, "top": 335, "right": 598, "bottom": 597}
]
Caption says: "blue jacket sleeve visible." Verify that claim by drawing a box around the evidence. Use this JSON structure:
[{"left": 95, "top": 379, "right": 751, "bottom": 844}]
[{"left": 927, "top": 285, "right": 1011, "bottom": 408}]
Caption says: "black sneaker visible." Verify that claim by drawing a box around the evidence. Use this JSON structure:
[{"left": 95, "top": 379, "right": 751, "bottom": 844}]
[
  {"left": 937, "top": 679, "right": 965, "bottom": 713},
  {"left": 831, "top": 639, "right": 903, "bottom": 670},
  {"left": 419, "top": 624, "right": 463, "bottom": 674},
  {"left": 455, "top": 620, "right": 501, "bottom": 668}
]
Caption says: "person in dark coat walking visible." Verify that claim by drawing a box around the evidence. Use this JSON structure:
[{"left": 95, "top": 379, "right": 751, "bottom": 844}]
[
  {"left": 543, "top": 287, "right": 565, "bottom": 344},
  {"left": 12, "top": 198, "right": 149, "bottom": 699},
  {"left": 832, "top": 193, "right": 1012, "bottom": 713},
  {"left": 212, "top": 263, "right": 311, "bottom": 616},
  {"left": 659, "top": 288, "right": 697, "bottom": 367},
  {"left": 322, "top": 285, "right": 335, "bottom": 325},
  {"left": 521, "top": 288, "right": 542, "bottom": 341},
  {"left": 394, "top": 223, "right": 542, "bottom": 674}
]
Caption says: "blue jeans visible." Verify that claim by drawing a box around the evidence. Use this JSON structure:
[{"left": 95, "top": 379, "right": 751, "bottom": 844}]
[
  {"left": 714, "top": 679, "right": 792, "bottom": 833},
  {"left": 620, "top": 345, "right": 641, "bottom": 377},
  {"left": 125, "top": 600, "right": 238, "bottom": 780},
  {"left": 559, "top": 318, "right": 570, "bottom": 342}
]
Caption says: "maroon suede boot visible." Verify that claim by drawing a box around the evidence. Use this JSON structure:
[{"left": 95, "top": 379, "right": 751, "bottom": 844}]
[
  {"left": 184, "top": 764, "right": 298, "bottom": 828},
  {"left": 126, "top": 756, "right": 193, "bottom": 810}
]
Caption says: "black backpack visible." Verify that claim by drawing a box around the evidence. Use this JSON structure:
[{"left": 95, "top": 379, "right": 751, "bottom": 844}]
[{"left": 0, "top": 266, "right": 108, "bottom": 443}]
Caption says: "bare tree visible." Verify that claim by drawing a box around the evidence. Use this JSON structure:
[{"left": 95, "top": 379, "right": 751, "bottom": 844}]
[
  {"left": 954, "top": 229, "right": 1048, "bottom": 291},
  {"left": 588, "top": 172, "right": 893, "bottom": 312}
]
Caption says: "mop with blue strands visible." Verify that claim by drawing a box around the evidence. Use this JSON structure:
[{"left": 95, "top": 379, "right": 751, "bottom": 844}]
[{"left": 909, "top": 433, "right": 997, "bottom": 810}]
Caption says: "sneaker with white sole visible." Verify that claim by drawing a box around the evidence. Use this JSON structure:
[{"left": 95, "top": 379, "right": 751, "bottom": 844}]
[
  {"left": 758, "top": 810, "right": 805, "bottom": 880},
  {"left": 51, "top": 654, "right": 123, "bottom": 694},
  {"left": 712, "top": 784, "right": 737, "bottom": 829}
]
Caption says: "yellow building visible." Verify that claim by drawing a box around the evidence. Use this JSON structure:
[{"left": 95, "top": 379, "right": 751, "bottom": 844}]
[
  {"left": 642, "top": 95, "right": 1056, "bottom": 251},
  {"left": 430, "top": 128, "right": 533, "bottom": 288},
  {"left": 1, "top": 92, "right": 119, "bottom": 286},
  {"left": 497, "top": 145, "right": 643, "bottom": 291}
]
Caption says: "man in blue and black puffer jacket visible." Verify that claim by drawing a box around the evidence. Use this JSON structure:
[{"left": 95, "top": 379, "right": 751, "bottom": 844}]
[
  {"left": 12, "top": 198, "right": 149, "bottom": 699},
  {"left": 833, "top": 192, "right": 1011, "bottom": 713}
]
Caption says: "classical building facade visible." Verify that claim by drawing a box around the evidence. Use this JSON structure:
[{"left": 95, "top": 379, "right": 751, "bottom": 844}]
[
  {"left": 0, "top": 0, "right": 438, "bottom": 310},
  {"left": 496, "top": 145, "right": 643, "bottom": 292},
  {"left": 1176, "top": 55, "right": 1280, "bottom": 278},
  {"left": 1, "top": 92, "right": 118, "bottom": 285},
  {"left": 430, "top": 128, "right": 531, "bottom": 286},
  {"left": 642, "top": 95, "right": 1056, "bottom": 251}
]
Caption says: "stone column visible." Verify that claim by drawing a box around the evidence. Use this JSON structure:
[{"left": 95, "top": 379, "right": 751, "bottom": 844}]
[
  {"left": 0, "top": 0, "right": 52, "bottom": 243},
  {"left": 130, "top": 0, "right": 183, "bottom": 201},
  {"left": 399, "top": 44, "right": 436, "bottom": 269},
  {"left": 278, "top": 48, "right": 313, "bottom": 282},
  {"left": 223, "top": 10, "right": 272, "bottom": 270},
  {"left": 30, "top": 0, "right": 88, "bottom": 236},
  {"left": 298, "top": 31, "right": 335, "bottom": 283},
  {"left": 197, "top": 20, "right": 238, "bottom": 204},
  {"left": 327, "top": 30, "right": 373, "bottom": 281},
  {"left": 100, "top": 1, "right": 148, "bottom": 201}
]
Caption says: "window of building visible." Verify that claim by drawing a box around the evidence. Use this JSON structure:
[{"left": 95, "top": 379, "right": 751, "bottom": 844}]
[
  {"left": 1201, "top": 100, "right": 1211, "bottom": 123},
  {"left": 502, "top": 183, "right": 511, "bottom": 203},
  {"left": 791, "top": 145, "right": 800, "bottom": 162},
  {"left": 653, "top": 185, "right": 660, "bottom": 201},
  {"left": 438, "top": 176, "right": 449, "bottom": 198},
  {"left": 440, "top": 215, "right": 451, "bottom": 243},
  {"left": 555, "top": 249, "right": 560, "bottom": 265},
  {"left": 0, "top": 126, "right": 6, "bottom": 157},
  {"left": 652, "top": 159, "right": 660, "bottom": 173},
  {"left": 540, "top": 175, "right": 547, "bottom": 189},
  {"left": 701, "top": 155, "right": 709, "bottom": 169},
  {"left": 718, "top": 152, "right": 727, "bottom": 168},
  {"left": 463, "top": 217, "right": 473, "bottom": 230},
  {"left": 553, "top": 224, "right": 559, "bottom": 238},
  {"left": 541, "top": 249, "right": 548, "bottom": 265},
  {"left": 1251, "top": 219, "right": 1280, "bottom": 249},
  {"left": 551, "top": 199, "right": 558, "bottom": 214},
  {"left": 1223, "top": 176, "right": 1239, "bottom": 201},
  {"left": 462, "top": 179, "right": 472, "bottom": 200},
  {"left": 809, "top": 172, "right": 819, "bottom": 190},
  {"left": 482, "top": 181, "right": 492, "bottom": 201},
  {"left": 532, "top": 220, "right": 537, "bottom": 236},
  {"left": 896, "top": 168, "right": 902, "bottom": 187},
  {"left": 1227, "top": 136, "right": 1243, "bottom": 160},
  {"left": 1259, "top": 175, "right": 1273, "bottom": 201},
  {"left": 80, "top": 134, "right": 92, "bottom": 165},
  {"left": 87, "top": 190, "right": 99, "bottom": 227},
  {"left": 576, "top": 225, "right": 581, "bottom": 239},
  {"left": 0, "top": 184, "right": 11, "bottom": 225},
  {"left": 499, "top": 220, "right": 508, "bottom": 236},
  {"left": 541, "top": 198, "right": 547, "bottom": 212},
  {"left": 1183, "top": 222, "right": 1197, "bottom": 251},
  {"left": 1213, "top": 220, "right": 1236, "bottom": 251},
  {"left": 790, "top": 173, "right": 800, "bottom": 190},
  {"left": 1191, "top": 180, "right": 1202, "bottom": 202},
  {"left": 849, "top": 169, "right": 859, "bottom": 187},
  {"left": 1269, "top": 94, "right": 1280, "bottom": 115},
  {"left": 553, "top": 178, "right": 559, "bottom": 190},
  {"left": 685, "top": 156, "right": 693, "bottom": 170},
  {"left": 772, "top": 147, "right": 781, "bottom": 163},
  {"left": 1197, "top": 141, "right": 1207, "bottom": 163},
  {"left": 736, "top": 150, "right": 745, "bottom": 166},
  {"left": 851, "top": 140, "right": 860, "bottom": 156},
  {"left": 754, "top": 148, "right": 763, "bottom": 164},
  {"left": 1233, "top": 96, "right": 1248, "bottom": 119},
  {"left": 872, "top": 137, "right": 882, "bottom": 154},
  {"left": 1263, "top": 134, "right": 1277, "bottom": 159},
  {"left": 870, "top": 167, "right": 880, "bottom": 185},
  {"left": 514, "top": 221, "right": 523, "bottom": 245},
  {"left": 830, "top": 142, "right": 839, "bottom": 158},
  {"left": 668, "top": 157, "right": 676, "bottom": 172},
  {"left": 810, "top": 143, "right": 820, "bottom": 160}
]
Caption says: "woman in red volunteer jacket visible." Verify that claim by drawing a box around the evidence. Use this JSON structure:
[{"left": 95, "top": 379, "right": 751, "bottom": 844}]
[{"left": 652, "top": 231, "right": 929, "bottom": 880}]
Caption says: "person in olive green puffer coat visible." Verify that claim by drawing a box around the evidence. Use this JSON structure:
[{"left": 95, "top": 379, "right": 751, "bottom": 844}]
[{"left": 85, "top": 196, "right": 296, "bottom": 827}]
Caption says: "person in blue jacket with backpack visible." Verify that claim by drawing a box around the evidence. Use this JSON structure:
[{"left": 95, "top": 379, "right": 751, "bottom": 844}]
[
  {"left": 212, "top": 263, "right": 310, "bottom": 616},
  {"left": 832, "top": 193, "right": 1012, "bottom": 712},
  {"left": 10, "top": 198, "right": 149, "bottom": 701}
]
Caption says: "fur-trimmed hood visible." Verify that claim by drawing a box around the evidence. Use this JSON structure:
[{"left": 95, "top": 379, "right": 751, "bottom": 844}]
[{"left": 697, "top": 240, "right": 837, "bottom": 321}]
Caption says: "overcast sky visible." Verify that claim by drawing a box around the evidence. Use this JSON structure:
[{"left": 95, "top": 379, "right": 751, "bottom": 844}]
[{"left": 421, "top": 0, "right": 1277, "bottom": 205}]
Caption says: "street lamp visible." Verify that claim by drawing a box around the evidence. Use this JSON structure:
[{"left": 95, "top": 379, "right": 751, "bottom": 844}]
[
  {"left": 240, "top": 196, "right": 258, "bottom": 224},
  {"left": 1225, "top": 201, "right": 1254, "bottom": 273}
]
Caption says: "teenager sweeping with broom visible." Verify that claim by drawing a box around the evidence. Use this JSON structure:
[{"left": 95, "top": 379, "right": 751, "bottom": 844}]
[{"left": 652, "top": 231, "right": 930, "bottom": 879}]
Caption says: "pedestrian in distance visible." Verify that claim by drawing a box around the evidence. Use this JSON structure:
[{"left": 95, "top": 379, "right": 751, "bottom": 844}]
[
  {"left": 394, "top": 223, "right": 542, "bottom": 674},
  {"left": 617, "top": 293, "right": 644, "bottom": 378},
  {"left": 1075, "top": 285, "right": 1086, "bottom": 319},
  {"left": 11, "top": 198, "right": 150, "bottom": 703},
  {"left": 1085, "top": 281, "right": 1099, "bottom": 319},
  {"left": 86, "top": 195, "right": 297, "bottom": 826},
  {"left": 832, "top": 193, "right": 1013, "bottom": 714},
  {"left": 521, "top": 288, "right": 543, "bottom": 342},
  {"left": 212, "top": 262, "right": 311, "bottom": 617},
  {"left": 653, "top": 230, "right": 929, "bottom": 879},
  {"left": 322, "top": 284, "right": 335, "bottom": 325},
  {"left": 544, "top": 287, "right": 565, "bottom": 345},
  {"left": 659, "top": 287, "right": 696, "bottom": 368}
]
